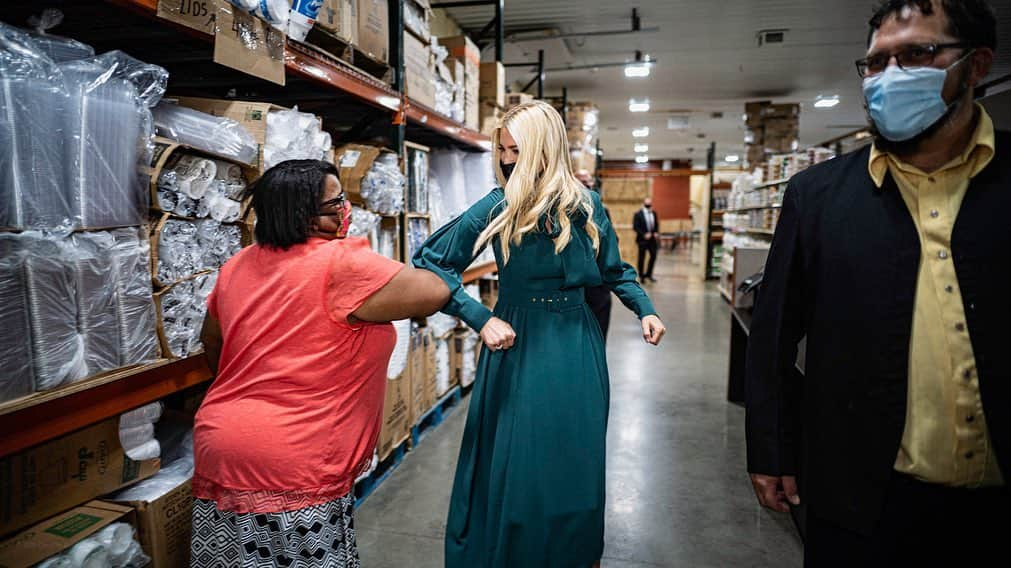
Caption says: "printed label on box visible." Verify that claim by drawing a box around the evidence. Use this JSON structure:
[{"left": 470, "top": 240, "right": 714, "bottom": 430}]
[{"left": 45, "top": 514, "right": 103, "bottom": 539}]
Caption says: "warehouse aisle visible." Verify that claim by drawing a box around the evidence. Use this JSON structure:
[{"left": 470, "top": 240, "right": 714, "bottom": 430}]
[{"left": 355, "top": 252, "right": 804, "bottom": 567}]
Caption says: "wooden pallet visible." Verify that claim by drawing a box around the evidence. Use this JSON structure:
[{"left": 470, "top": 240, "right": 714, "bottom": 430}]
[
  {"left": 354, "top": 438, "right": 408, "bottom": 508},
  {"left": 410, "top": 386, "right": 464, "bottom": 448}
]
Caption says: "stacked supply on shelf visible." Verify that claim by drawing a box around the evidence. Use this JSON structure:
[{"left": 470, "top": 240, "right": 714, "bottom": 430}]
[
  {"left": 479, "top": 60, "right": 506, "bottom": 136},
  {"left": 744, "top": 101, "right": 801, "bottom": 168},
  {"left": 33, "top": 522, "right": 150, "bottom": 568},
  {"left": 0, "top": 23, "right": 166, "bottom": 404},
  {"left": 263, "top": 106, "right": 333, "bottom": 170},
  {"left": 334, "top": 143, "right": 405, "bottom": 260},
  {"left": 152, "top": 104, "right": 258, "bottom": 165},
  {"left": 600, "top": 177, "right": 653, "bottom": 264},
  {"left": 226, "top": 0, "right": 290, "bottom": 32},
  {"left": 432, "top": 39, "right": 463, "bottom": 121},
  {"left": 567, "top": 102, "right": 600, "bottom": 175},
  {"left": 119, "top": 402, "right": 163, "bottom": 461},
  {"left": 438, "top": 35, "right": 480, "bottom": 130}
]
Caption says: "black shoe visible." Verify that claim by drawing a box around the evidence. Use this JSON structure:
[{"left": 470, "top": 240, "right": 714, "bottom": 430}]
[{"left": 647, "top": 276, "right": 658, "bottom": 282}]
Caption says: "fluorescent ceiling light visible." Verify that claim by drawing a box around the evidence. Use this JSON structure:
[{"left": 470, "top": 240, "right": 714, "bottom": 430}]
[
  {"left": 725, "top": 154, "right": 740, "bottom": 163},
  {"left": 629, "top": 99, "right": 651, "bottom": 113},
  {"left": 624, "top": 63, "right": 651, "bottom": 78},
  {"left": 814, "top": 95, "right": 840, "bottom": 108},
  {"left": 635, "top": 155, "right": 650, "bottom": 164},
  {"left": 632, "top": 127, "right": 650, "bottom": 138},
  {"left": 667, "top": 116, "right": 690, "bottom": 130},
  {"left": 634, "top": 143, "right": 649, "bottom": 153}
]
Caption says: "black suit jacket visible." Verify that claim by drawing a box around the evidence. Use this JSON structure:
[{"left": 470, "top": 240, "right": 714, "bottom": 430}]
[
  {"left": 745, "top": 132, "right": 1011, "bottom": 535},
  {"left": 633, "top": 209, "right": 659, "bottom": 244}
]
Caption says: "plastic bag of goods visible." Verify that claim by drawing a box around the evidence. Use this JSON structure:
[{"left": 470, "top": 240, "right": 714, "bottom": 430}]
[
  {"left": 154, "top": 102, "right": 259, "bottom": 165},
  {"left": 360, "top": 153, "right": 406, "bottom": 215},
  {"left": 264, "top": 106, "right": 331, "bottom": 169},
  {"left": 227, "top": 0, "right": 290, "bottom": 32},
  {"left": 347, "top": 206, "right": 380, "bottom": 239}
]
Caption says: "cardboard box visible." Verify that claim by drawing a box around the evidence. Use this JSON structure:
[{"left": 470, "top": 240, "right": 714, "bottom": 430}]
[
  {"left": 377, "top": 368, "right": 411, "bottom": 461},
  {"left": 173, "top": 97, "right": 289, "bottom": 172},
  {"left": 333, "top": 144, "right": 384, "bottom": 203},
  {"left": 404, "top": 0, "right": 432, "bottom": 42},
  {"left": 404, "top": 31, "right": 436, "bottom": 109},
  {"left": 408, "top": 329, "right": 434, "bottom": 425},
  {"left": 439, "top": 36, "right": 480, "bottom": 129},
  {"left": 479, "top": 62, "right": 505, "bottom": 107},
  {"left": 358, "top": 0, "right": 389, "bottom": 63},
  {"left": 606, "top": 202, "right": 645, "bottom": 228},
  {"left": 505, "top": 92, "right": 534, "bottom": 110},
  {"left": 113, "top": 480, "right": 193, "bottom": 568},
  {"left": 422, "top": 328, "right": 439, "bottom": 409},
  {"left": 0, "top": 419, "right": 159, "bottom": 538},
  {"left": 479, "top": 100, "right": 503, "bottom": 137},
  {"left": 0, "top": 501, "right": 134, "bottom": 568},
  {"left": 317, "top": 0, "right": 358, "bottom": 45}
]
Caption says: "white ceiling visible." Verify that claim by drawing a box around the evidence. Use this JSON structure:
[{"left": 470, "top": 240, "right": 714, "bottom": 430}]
[{"left": 444, "top": 0, "right": 1011, "bottom": 163}]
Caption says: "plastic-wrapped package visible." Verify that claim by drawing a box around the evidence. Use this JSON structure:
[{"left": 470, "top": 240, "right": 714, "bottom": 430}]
[
  {"left": 347, "top": 206, "right": 380, "bottom": 239},
  {"left": 406, "top": 217, "right": 430, "bottom": 260},
  {"left": 462, "top": 152, "right": 496, "bottom": 206},
  {"left": 109, "top": 229, "right": 159, "bottom": 366},
  {"left": 110, "top": 430, "right": 194, "bottom": 502},
  {"left": 0, "top": 23, "right": 71, "bottom": 230},
  {"left": 153, "top": 103, "right": 258, "bottom": 165},
  {"left": 38, "top": 522, "right": 150, "bottom": 568},
  {"left": 388, "top": 320, "right": 411, "bottom": 379},
  {"left": 71, "top": 232, "right": 124, "bottom": 376},
  {"left": 360, "top": 153, "right": 405, "bottom": 215},
  {"left": 263, "top": 106, "right": 331, "bottom": 170},
  {"left": 461, "top": 332, "right": 479, "bottom": 388},
  {"left": 159, "top": 271, "right": 218, "bottom": 358},
  {"left": 156, "top": 219, "right": 240, "bottom": 285},
  {"left": 430, "top": 149, "right": 468, "bottom": 225},
  {"left": 436, "top": 337, "right": 451, "bottom": 396},
  {"left": 120, "top": 401, "right": 163, "bottom": 428},
  {"left": 434, "top": 76, "right": 454, "bottom": 118},
  {"left": 0, "top": 234, "right": 35, "bottom": 403},
  {"left": 404, "top": 1, "right": 431, "bottom": 41},
  {"left": 354, "top": 451, "right": 379, "bottom": 484},
  {"left": 377, "top": 223, "right": 398, "bottom": 260},
  {"left": 428, "top": 313, "right": 459, "bottom": 339},
  {"left": 227, "top": 0, "right": 291, "bottom": 32}
]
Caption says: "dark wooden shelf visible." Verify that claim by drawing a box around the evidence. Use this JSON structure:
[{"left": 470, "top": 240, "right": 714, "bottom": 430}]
[{"left": 0, "top": 356, "right": 212, "bottom": 458}]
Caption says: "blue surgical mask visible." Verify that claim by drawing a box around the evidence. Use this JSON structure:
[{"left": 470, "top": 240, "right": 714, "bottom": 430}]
[{"left": 862, "top": 51, "right": 972, "bottom": 142}]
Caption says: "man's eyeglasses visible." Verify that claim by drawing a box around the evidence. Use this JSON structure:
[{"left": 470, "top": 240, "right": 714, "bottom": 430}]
[
  {"left": 855, "top": 42, "right": 973, "bottom": 78},
  {"left": 318, "top": 193, "right": 347, "bottom": 216}
]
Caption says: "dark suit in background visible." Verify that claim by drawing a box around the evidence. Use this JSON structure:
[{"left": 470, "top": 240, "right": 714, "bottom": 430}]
[{"left": 633, "top": 208, "right": 659, "bottom": 280}]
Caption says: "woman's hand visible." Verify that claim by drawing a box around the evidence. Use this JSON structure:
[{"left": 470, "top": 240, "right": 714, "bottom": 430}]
[
  {"left": 642, "top": 315, "right": 666, "bottom": 345},
  {"left": 480, "top": 317, "right": 517, "bottom": 352}
]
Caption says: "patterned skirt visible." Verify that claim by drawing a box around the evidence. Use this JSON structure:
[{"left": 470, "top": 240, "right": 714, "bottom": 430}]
[{"left": 190, "top": 494, "right": 360, "bottom": 568}]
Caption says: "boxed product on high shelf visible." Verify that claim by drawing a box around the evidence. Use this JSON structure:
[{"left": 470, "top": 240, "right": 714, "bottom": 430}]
[
  {"left": 567, "top": 102, "right": 600, "bottom": 175},
  {"left": 404, "top": 0, "right": 433, "bottom": 42},
  {"left": 334, "top": 144, "right": 405, "bottom": 215},
  {"left": 404, "top": 31, "right": 436, "bottom": 109},
  {"left": 744, "top": 100, "right": 800, "bottom": 167},
  {"left": 316, "top": 0, "right": 358, "bottom": 45},
  {"left": 430, "top": 39, "right": 460, "bottom": 119},
  {"left": 172, "top": 97, "right": 330, "bottom": 172},
  {"left": 479, "top": 62, "right": 505, "bottom": 135},
  {"left": 357, "top": 0, "right": 389, "bottom": 63},
  {"left": 505, "top": 92, "right": 534, "bottom": 110},
  {"left": 437, "top": 35, "right": 480, "bottom": 130}
]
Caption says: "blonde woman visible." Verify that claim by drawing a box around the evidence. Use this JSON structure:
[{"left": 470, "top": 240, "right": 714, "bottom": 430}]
[{"left": 413, "top": 101, "right": 666, "bottom": 567}]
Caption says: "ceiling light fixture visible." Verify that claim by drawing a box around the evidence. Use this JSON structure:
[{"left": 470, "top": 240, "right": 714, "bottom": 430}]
[
  {"left": 629, "top": 99, "right": 651, "bottom": 112},
  {"left": 632, "top": 127, "right": 650, "bottom": 138},
  {"left": 624, "top": 50, "right": 653, "bottom": 78},
  {"left": 635, "top": 155, "right": 650, "bottom": 164},
  {"left": 634, "top": 143, "right": 649, "bottom": 153},
  {"left": 725, "top": 154, "right": 740, "bottom": 163},
  {"left": 814, "top": 95, "right": 841, "bottom": 109}
]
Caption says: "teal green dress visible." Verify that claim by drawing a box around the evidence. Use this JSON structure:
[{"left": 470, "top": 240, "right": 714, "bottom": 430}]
[{"left": 413, "top": 188, "right": 656, "bottom": 568}]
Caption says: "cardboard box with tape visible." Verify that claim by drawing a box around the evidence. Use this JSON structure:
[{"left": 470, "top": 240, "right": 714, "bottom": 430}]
[
  {"left": 404, "top": 31, "right": 436, "bottom": 109},
  {"left": 0, "top": 501, "right": 136, "bottom": 568},
  {"left": 358, "top": 0, "right": 389, "bottom": 63},
  {"left": 438, "top": 35, "right": 480, "bottom": 129}
]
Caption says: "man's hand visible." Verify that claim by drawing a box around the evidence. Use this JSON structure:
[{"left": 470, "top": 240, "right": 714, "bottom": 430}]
[
  {"left": 750, "top": 474, "right": 800, "bottom": 513},
  {"left": 480, "top": 317, "right": 516, "bottom": 352}
]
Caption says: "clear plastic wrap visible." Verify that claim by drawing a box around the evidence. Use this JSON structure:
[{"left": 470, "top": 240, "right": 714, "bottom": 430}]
[
  {"left": 461, "top": 332, "right": 479, "bottom": 388},
  {"left": 388, "top": 320, "right": 411, "bottom": 379},
  {"left": 156, "top": 219, "right": 241, "bottom": 285},
  {"left": 462, "top": 151, "right": 495, "bottom": 206},
  {"left": 264, "top": 106, "right": 331, "bottom": 170},
  {"left": 347, "top": 206, "right": 380, "bottom": 239},
  {"left": 25, "top": 10, "right": 96, "bottom": 62},
  {"left": 0, "top": 234, "right": 35, "bottom": 403},
  {"left": 155, "top": 155, "right": 247, "bottom": 222},
  {"left": 120, "top": 401, "right": 163, "bottom": 428},
  {"left": 38, "top": 522, "right": 150, "bottom": 568},
  {"left": 404, "top": 1, "right": 431, "bottom": 42},
  {"left": 406, "top": 217, "right": 431, "bottom": 260},
  {"left": 159, "top": 271, "right": 219, "bottom": 358},
  {"left": 153, "top": 103, "right": 259, "bottom": 165},
  {"left": 377, "top": 223, "right": 398, "bottom": 260},
  {"left": 406, "top": 147, "right": 429, "bottom": 213},
  {"left": 436, "top": 337, "right": 451, "bottom": 396},
  {"left": 361, "top": 153, "right": 406, "bottom": 215},
  {"left": 428, "top": 313, "right": 459, "bottom": 338},
  {"left": 429, "top": 149, "right": 469, "bottom": 226},
  {"left": 227, "top": 0, "right": 291, "bottom": 32}
]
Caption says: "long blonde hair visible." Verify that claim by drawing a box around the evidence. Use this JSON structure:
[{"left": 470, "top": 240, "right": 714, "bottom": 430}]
[{"left": 475, "top": 100, "right": 600, "bottom": 264}]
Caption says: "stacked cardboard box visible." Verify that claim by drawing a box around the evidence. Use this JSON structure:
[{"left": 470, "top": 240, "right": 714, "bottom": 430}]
[
  {"left": 438, "top": 36, "right": 480, "bottom": 130},
  {"left": 404, "top": 31, "right": 436, "bottom": 109},
  {"left": 744, "top": 101, "right": 800, "bottom": 167},
  {"left": 600, "top": 178, "right": 652, "bottom": 264},
  {"left": 479, "top": 62, "right": 505, "bottom": 136},
  {"left": 316, "top": 0, "right": 358, "bottom": 45},
  {"left": 357, "top": 0, "right": 389, "bottom": 63},
  {"left": 567, "top": 102, "right": 600, "bottom": 175}
]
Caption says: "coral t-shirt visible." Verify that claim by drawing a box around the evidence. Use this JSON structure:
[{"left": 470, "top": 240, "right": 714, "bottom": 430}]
[{"left": 193, "top": 237, "right": 402, "bottom": 513}]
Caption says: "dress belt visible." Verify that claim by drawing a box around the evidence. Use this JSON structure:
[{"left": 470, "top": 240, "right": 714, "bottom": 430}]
[{"left": 497, "top": 287, "right": 586, "bottom": 312}]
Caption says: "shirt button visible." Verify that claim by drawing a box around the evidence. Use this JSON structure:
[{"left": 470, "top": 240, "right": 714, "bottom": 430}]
[
  {"left": 930, "top": 209, "right": 940, "bottom": 218},
  {"left": 967, "top": 415, "right": 976, "bottom": 423},
  {"left": 956, "top": 323, "right": 966, "bottom": 332},
  {"left": 938, "top": 251, "right": 949, "bottom": 260},
  {"left": 945, "top": 285, "right": 954, "bottom": 293}
]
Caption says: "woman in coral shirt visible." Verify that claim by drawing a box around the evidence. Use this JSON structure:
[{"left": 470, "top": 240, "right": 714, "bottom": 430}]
[{"left": 191, "top": 160, "right": 448, "bottom": 568}]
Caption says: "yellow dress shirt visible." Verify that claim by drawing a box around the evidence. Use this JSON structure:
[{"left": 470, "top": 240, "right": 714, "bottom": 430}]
[{"left": 869, "top": 104, "right": 1002, "bottom": 487}]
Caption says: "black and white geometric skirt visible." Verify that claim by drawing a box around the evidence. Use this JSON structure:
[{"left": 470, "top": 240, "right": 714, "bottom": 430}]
[{"left": 190, "top": 493, "right": 360, "bottom": 568}]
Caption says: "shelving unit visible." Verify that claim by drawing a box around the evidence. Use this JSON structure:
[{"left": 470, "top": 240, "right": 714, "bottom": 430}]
[
  {"left": 1, "top": 0, "right": 496, "bottom": 460},
  {"left": 726, "top": 204, "right": 782, "bottom": 213}
]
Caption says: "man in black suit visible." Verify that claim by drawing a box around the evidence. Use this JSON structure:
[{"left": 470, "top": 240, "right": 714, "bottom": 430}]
[
  {"left": 632, "top": 198, "right": 659, "bottom": 282},
  {"left": 746, "top": 1, "right": 1008, "bottom": 565}
]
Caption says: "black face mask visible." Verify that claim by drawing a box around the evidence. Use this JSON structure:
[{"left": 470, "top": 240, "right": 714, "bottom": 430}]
[
  {"left": 644, "top": 204, "right": 652, "bottom": 210},
  {"left": 500, "top": 162, "right": 516, "bottom": 182}
]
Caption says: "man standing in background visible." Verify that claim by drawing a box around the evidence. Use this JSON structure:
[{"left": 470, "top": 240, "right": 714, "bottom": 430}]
[
  {"left": 576, "top": 169, "right": 613, "bottom": 342},
  {"left": 633, "top": 198, "right": 659, "bottom": 282},
  {"left": 746, "top": 0, "right": 1008, "bottom": 564}
]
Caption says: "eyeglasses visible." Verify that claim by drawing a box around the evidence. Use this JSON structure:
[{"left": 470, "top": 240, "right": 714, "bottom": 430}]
[
  {"left": 317, "top": 192, "right": 347, "bottom": 216},
  {"left": 855, "top": 42, "right": 973, "bottom": 78}
]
